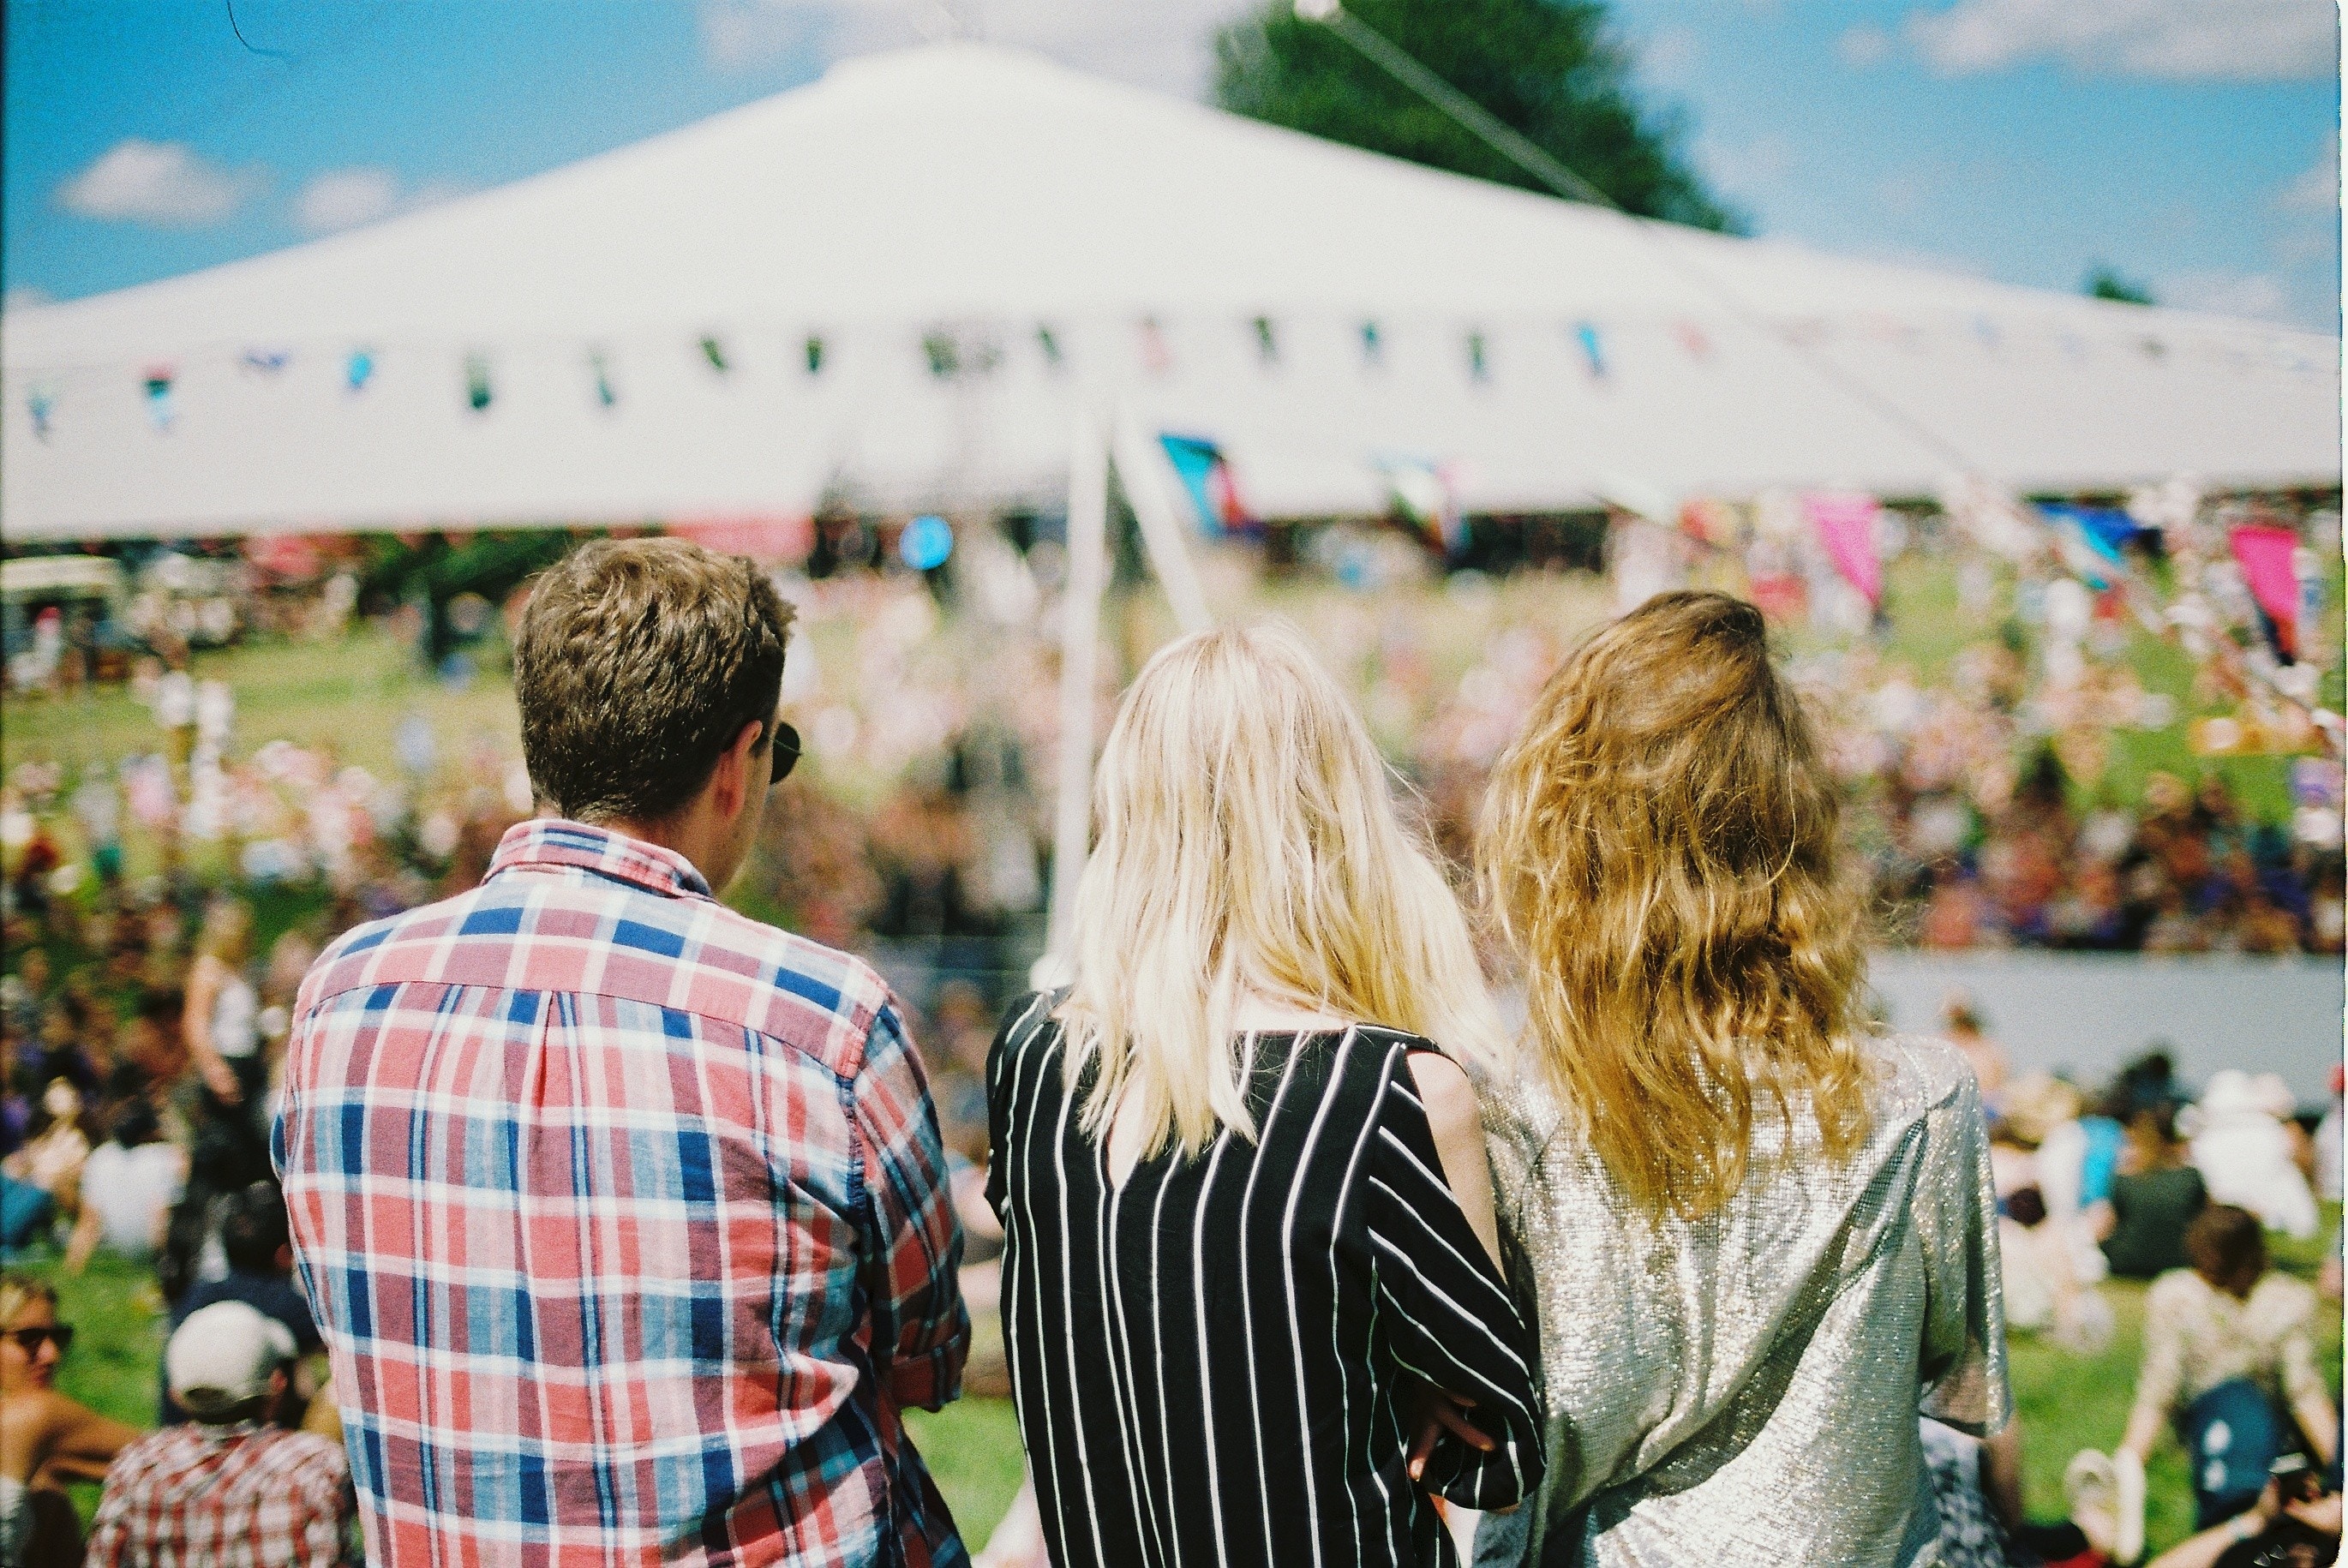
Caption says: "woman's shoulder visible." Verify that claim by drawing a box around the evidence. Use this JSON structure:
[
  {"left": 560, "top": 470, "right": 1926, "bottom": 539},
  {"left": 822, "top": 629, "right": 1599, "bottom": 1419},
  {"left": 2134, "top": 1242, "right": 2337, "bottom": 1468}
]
[
  {"left": 1861, "top": 1032, "right": 1987, "bottom": 1122},
  {"left": 991, "top": 990, "right": 1067, "bottom": 1059}
]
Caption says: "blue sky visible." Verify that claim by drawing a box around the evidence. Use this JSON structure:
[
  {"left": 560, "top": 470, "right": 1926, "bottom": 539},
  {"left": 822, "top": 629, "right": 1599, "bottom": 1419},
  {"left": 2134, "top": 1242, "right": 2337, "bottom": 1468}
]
[{"left": 4, "top": 0, "right": 2339, "bottom": 331}]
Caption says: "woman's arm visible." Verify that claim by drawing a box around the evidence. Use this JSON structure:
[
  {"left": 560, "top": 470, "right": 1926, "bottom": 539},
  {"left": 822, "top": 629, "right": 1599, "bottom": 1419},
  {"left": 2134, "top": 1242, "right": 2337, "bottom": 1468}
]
[
  {"left": 183, "top": 953, "right": 242, "bottom": 1103},
  {"left": 1405, "top": 1051, "right": 1502, "bottom": 1272},
  {"left": 31, "top": 1391, "right": 137, "bottom": 1483}
]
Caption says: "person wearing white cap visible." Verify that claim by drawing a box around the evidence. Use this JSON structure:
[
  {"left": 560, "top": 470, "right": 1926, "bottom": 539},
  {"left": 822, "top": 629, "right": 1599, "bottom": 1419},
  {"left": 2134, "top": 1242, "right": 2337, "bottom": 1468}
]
[{"left": 83, "top": 1302, "right": 353, "bottom": 1568}]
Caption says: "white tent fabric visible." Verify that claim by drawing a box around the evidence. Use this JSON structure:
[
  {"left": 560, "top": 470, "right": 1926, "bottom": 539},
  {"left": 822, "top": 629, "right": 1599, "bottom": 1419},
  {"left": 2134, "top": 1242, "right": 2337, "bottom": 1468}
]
[{"left": 3, "top": 43, "right": 2337, "bottom": 538}]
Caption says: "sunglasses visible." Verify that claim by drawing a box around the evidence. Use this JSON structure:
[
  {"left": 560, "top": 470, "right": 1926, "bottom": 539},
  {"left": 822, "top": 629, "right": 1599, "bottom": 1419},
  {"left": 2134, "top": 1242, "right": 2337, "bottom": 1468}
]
[
  {"left": 768, "top": 721, "right": 801, "bottom": 786},
  {"left": 4, "top": 1325, "right": 73, "bottom": 1355}
]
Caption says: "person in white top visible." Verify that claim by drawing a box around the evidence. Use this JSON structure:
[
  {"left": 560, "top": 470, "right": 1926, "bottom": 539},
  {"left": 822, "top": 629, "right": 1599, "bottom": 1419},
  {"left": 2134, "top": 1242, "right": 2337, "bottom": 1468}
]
[
  {"left": 2188, "top": 1070, "right": 2319, "bottom": 1240},
  {"left": 64, "top": 1102, "right": 187, "bottom": 1272}
]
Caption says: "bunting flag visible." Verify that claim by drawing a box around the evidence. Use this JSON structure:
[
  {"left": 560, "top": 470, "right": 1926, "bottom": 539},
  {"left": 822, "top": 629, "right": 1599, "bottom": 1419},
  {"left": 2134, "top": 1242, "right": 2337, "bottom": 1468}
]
[
  {"left": 2231, "top": 524, "right": 2303, "bottom": 661},
  {"left": 240, "top": 350, "right": 291, "bottom": 375},
  {"left": 1360, "top": 320, "right": 1384, "bottom": 368},
  {"left": 26, "top": 385, "right": 53, "bottom": 440},
  {"left": 464, "top": 354, "right": 494, "bottom": 413},
  {"left": 1376, "top": 454, "right": 1465, "bottom": 555},
  {"left": 1465, "top": 331, "right": 1489, "bottom": 382},
  {"left": 1251, "top": 315, "right": 1279, "bottom": 364},
  {"left": 142, "top": 367, "right": 176, "bottom": 433},
  {"left": 921, "top": 331, "right": 960, "bottom": 378},
  {"left": 803, "top": 335, "right": 826, "bottom": 375},
  {"left": 345, "top": 348, "right": 375, "bottom": 393},
  {"left": 1158, "top": 433, "right": 1251, "bottom": 536},
  {"left": 1035, "top": 324, "right": 1064, "bottom": 368},
  {"left": 1673, "top": 319, "right": 1712, "bottom": 360},
  {"left": 1572, "top": 320, "right": 1606, "bottom": 380},
  {"left": 589, "top": 349, "right": 618, "bottom": 409},
  {"left": 1806, "top": 491, "right": 1882, "bottom": 605},
  {"left": 2040, "top": 503, "right": 2147, "bottom": 589},
  {"left": 1139, "top": 317, "right": 1171, "bottom": 376},
  {"left": 698, "top": 336, "right": 731, "bottom": 374}
]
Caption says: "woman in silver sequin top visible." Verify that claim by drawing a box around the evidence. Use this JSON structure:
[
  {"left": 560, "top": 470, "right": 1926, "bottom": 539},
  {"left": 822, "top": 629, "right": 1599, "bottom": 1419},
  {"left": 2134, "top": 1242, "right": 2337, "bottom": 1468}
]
[{"left": 1471, "top": 591, "right": 2010, "bottom": 1568}]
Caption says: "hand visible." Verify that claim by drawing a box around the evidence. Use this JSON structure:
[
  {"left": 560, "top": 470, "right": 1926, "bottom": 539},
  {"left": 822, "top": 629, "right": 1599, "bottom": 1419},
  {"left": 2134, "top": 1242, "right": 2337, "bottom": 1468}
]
[
  {"left": 1403, "top": 1376, "right": 1494, "bottom": 1484},
  {"left": 2285, "top": 1492, "right": 2343, "bottom": 1536},
  {"left": 201, "top": 1055, "right": 243, "bottom": 1104}
]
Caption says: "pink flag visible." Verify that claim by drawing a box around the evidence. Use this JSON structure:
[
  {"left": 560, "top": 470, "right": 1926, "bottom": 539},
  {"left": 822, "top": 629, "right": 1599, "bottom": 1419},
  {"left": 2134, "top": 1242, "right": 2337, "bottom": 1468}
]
[
  {"left": 1806, "top": 492, "right": 1883, "bottom": 605},
  {"left": 2230, "top": 525, "right": 2301, "bottom": 628}
]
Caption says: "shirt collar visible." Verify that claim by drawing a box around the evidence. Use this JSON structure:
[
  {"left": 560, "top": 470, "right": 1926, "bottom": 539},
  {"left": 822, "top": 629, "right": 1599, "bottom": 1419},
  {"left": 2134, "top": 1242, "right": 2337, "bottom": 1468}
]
[{"left": 487, "top": 819, "right": 714, "bottom": 901}]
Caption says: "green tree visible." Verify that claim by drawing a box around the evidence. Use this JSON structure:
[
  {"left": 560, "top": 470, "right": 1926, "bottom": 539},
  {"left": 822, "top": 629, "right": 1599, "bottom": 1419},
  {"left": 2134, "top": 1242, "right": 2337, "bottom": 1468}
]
[
  {"left": 2084, "top": 264, "right": 2155, "bottom": 305},
  {"left": 1213, "top": 0, "right": 1741, "bottom": 231}
]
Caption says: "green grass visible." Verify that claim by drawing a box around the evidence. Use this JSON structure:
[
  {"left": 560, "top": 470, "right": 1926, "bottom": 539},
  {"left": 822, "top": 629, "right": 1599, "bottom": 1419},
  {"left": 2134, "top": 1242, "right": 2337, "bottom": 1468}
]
[{"left": 18, "top": 1218, "right": 2338, "bottom": 1556}]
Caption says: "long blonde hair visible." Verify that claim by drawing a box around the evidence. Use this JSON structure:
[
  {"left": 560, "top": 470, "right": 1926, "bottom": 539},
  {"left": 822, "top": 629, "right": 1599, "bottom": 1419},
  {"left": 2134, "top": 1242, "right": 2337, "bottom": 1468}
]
[
  {"left": 1058, "top": 620, "right": 1508, "bottom": 1158},
  {"left": 1478, "top": 591, "right": 1872, "bottom": 1221}
]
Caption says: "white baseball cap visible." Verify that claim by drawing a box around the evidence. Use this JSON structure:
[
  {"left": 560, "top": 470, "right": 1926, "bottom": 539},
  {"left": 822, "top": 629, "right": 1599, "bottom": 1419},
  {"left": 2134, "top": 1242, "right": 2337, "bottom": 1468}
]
[{"left": 166, "top": 1302, "right": 296, "bottom": 1421}]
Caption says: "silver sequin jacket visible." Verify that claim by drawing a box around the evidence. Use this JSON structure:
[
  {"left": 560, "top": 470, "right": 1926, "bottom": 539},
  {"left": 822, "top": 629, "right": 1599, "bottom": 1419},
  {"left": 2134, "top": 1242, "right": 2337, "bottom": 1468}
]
[{"left": 1475, "top": 1033, "right": 2010, "bottom": 1568}]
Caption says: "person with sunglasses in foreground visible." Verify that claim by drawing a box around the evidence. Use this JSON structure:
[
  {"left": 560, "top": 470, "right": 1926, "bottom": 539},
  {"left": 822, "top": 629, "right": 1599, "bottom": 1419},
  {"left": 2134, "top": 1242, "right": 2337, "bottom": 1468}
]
[
  {"left": 0, "top": 1272, "right": 136, "bottom": 1567},
  {"left": 275, "top": 539, "right": 967, "bottom": 1568}
]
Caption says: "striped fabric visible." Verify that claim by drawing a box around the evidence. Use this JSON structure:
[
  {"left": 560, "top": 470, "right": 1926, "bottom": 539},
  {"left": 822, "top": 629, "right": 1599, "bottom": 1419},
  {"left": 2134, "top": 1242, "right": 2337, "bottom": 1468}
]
[
  {"left": 985, "top": 994, "right": 1543, "bottom": 1568},
  {"left": 275, "top": 819, "right": 968, "bottom": 1568},
  {"left": 84, "top": 1422, "right": 356, "bottom": 1568}
]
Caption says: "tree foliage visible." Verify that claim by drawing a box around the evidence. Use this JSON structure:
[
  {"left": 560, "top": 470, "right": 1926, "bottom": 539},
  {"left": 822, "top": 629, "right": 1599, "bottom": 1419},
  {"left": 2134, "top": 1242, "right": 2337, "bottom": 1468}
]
[
  {"left": 1213, "top": 0, "right": 1741, "bottom": 232},
  {"left": 2084, "top": 264, "right": 2155, "bottom": 306}
]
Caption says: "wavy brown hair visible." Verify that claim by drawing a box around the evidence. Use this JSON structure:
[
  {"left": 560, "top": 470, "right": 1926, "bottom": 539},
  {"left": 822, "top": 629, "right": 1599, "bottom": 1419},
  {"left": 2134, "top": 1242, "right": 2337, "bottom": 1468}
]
[{"left": 1477, "top": 590, "right": 1872, "bottom": 1221}]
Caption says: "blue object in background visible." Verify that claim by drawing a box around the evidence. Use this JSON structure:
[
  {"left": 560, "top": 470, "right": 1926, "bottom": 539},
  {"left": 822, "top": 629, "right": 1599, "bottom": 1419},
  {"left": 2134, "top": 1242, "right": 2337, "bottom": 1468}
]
[
  {"left": 345, "top": 348, "right": 374, "bottom": 393},
  {"left": 900, "top": 514, "right": 954, "bottom": 572}
]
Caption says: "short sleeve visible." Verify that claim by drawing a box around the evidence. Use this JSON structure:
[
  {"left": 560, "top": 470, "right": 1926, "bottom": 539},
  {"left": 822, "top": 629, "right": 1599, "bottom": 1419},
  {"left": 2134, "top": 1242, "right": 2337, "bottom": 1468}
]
[
  {"left": 1917, "top": 1068, "right": 2013, "bottom": 1433},
  {"left": 2129, "top": 1273, "right": 2193, "bottom": 1427},
  {"left": 1363, "top": 1050, "right": 1545, "bottom": 1511}
]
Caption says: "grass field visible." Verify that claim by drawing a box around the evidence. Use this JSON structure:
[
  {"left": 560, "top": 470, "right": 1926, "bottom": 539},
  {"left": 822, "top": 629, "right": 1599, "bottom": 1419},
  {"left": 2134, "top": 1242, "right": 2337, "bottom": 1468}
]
[{"left": 20, "top": 1212, "right": 2339, "bottom": 1555}]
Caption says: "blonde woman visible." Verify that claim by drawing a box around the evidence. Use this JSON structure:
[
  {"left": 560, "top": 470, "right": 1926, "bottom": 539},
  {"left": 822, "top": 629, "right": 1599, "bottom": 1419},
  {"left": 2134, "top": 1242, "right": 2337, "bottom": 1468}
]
[
  {"left": 1474, "top": 592, "right": 2007, "bottom": 1568},
  {"left": 986, "top": 621, "right": 1542, "bottom": 1568},
  {"left": 0, "top": 1273, "right": 136, "bottom": 1568}
]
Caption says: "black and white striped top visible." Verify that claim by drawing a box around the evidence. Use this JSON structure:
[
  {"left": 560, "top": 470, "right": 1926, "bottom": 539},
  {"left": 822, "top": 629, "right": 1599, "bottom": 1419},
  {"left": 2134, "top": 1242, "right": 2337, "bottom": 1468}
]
[{"left": 985, "top": 993, "right": 1543, "bottom": 1568}]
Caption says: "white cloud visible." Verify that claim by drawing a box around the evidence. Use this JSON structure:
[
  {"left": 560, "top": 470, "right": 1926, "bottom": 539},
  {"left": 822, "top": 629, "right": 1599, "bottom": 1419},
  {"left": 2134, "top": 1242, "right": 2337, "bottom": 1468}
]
[
  {"left": 57, "top": 139, "right": 265, "bottom": 226},
  {"left": 703, "top": 0, "right": 1252, "bottom": 95},
  {"left": 1837, "top": 22, "right": 1895, "bottom": 66},
  {"left": 291, "top": 169, "right": 478, "bottom": 236},
  {"left": 2159, "top": 269, "right": 2291, "bottom": 321},
  {"left": 1641, "top": 25, "right": 1698, "bottom": 86},
  {"left": 1904, "top": 0, "right": 2336, "bottom": 81},
  {"left": 1696, "top": 132, "right": 1794, "bottom": 193},
  {"left": 293, "top": 169, "right": 400, "bottom": 234},
  {"left": 2279, "top": 133, "right": 2339, "bottom": 212},
  {"left": 699, "top": 0, "right": 842, "bottom": 72}
]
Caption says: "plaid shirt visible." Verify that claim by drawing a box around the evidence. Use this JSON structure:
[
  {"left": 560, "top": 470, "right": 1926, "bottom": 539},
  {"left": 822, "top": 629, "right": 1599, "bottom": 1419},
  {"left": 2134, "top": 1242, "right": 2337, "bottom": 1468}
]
[
  {"left": 85, "top": 1422, "right": 355, "bottom": 1568},
  {"left": 276, "top": 820, "right": 969, "bottom": 1568}
]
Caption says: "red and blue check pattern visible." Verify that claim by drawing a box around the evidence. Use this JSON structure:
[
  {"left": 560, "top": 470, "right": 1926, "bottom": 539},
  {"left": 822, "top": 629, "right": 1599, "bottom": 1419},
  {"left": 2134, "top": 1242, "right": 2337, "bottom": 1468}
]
[{"left": 276, "top": 820, "right": 969, "bottom": 1568}]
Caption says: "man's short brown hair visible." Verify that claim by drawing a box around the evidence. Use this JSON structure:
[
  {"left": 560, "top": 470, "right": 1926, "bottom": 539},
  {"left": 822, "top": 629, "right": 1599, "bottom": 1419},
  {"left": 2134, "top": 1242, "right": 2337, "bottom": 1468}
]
[{"left": 513, "top": 538, "right": 794, "bottom": 823}]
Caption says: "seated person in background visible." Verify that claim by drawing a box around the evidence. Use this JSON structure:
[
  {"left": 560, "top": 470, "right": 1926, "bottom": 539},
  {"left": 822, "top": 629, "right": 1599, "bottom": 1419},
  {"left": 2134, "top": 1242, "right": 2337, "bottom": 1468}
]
[
  {"left": 2, "top": 1080, "right": 93, "bottom": 1235},
  {"left": 2100, "top": 1104, "right": 2209, "bottom": 1281},
  {"left": 2121, "top": 1206, "right": 2339, "bottom": 1530},
  {"left": 2189, "top": 1071, "right": 2320, "bottom": 1241},
  {"left": 86, "top": 1302, "right": 355, "bottom": 1568},
  {"left": 0, "top": 1272, "right": 137, "bottom": 1568},
  {"left": 2147, "top": 1464, "right": 2341, "bottom": 1568},
  {"left": 63, "top": 1100, "right": 186, "bottom": 1273},
  {"left": 159, "top": 1180, "right": 320, "bottom": 1424}
]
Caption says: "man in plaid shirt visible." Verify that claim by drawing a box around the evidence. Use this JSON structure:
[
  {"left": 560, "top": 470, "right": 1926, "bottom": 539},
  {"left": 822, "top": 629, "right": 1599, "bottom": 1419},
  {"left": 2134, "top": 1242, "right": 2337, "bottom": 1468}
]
[
  {"left": 87, "top": 1302, "right": 356, "bottom": 1568},
  {"left": 276, "top": 540, "right": 969, "bottom": 1567}
]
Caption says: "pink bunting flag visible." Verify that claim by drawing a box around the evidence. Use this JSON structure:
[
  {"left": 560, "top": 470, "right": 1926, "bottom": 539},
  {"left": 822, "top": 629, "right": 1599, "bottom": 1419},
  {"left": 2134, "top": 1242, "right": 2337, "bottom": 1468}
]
[
  {"left": 1806, "top": 492, "right": 1883, "bottom": 605},
  {"left": 2229, "top": 525, "right": 2301, "bottom": 628}
]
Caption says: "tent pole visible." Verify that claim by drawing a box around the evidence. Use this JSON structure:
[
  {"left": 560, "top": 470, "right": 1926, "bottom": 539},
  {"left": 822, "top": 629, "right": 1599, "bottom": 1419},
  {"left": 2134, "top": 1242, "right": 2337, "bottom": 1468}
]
[
  {"left": 1111, "top": 405, "right": 1214, "bottom": 637},
  {"left": 1042, "top": 405, "right": 1111, "bottom": 979}
]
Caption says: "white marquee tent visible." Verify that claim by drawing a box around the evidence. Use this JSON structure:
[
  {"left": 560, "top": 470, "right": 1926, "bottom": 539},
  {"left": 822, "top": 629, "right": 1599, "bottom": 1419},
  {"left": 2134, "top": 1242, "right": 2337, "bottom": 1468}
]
[{"left": 2, "top": 41, "right": 2339, "bottom": 541}]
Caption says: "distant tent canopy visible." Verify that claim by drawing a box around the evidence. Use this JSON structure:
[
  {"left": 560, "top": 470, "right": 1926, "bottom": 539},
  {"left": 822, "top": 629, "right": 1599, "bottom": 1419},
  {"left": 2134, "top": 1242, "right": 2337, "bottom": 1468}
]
[{"left": 2, "top": 44, "right": 2336, "bottom": 542}]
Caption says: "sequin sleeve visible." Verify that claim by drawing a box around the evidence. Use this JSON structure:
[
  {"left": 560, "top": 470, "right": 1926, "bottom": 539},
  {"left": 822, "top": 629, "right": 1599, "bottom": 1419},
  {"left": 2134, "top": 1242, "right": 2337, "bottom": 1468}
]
[{"left": 1916, "top": 1065, "right": 2012, "bottom": 1434}]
